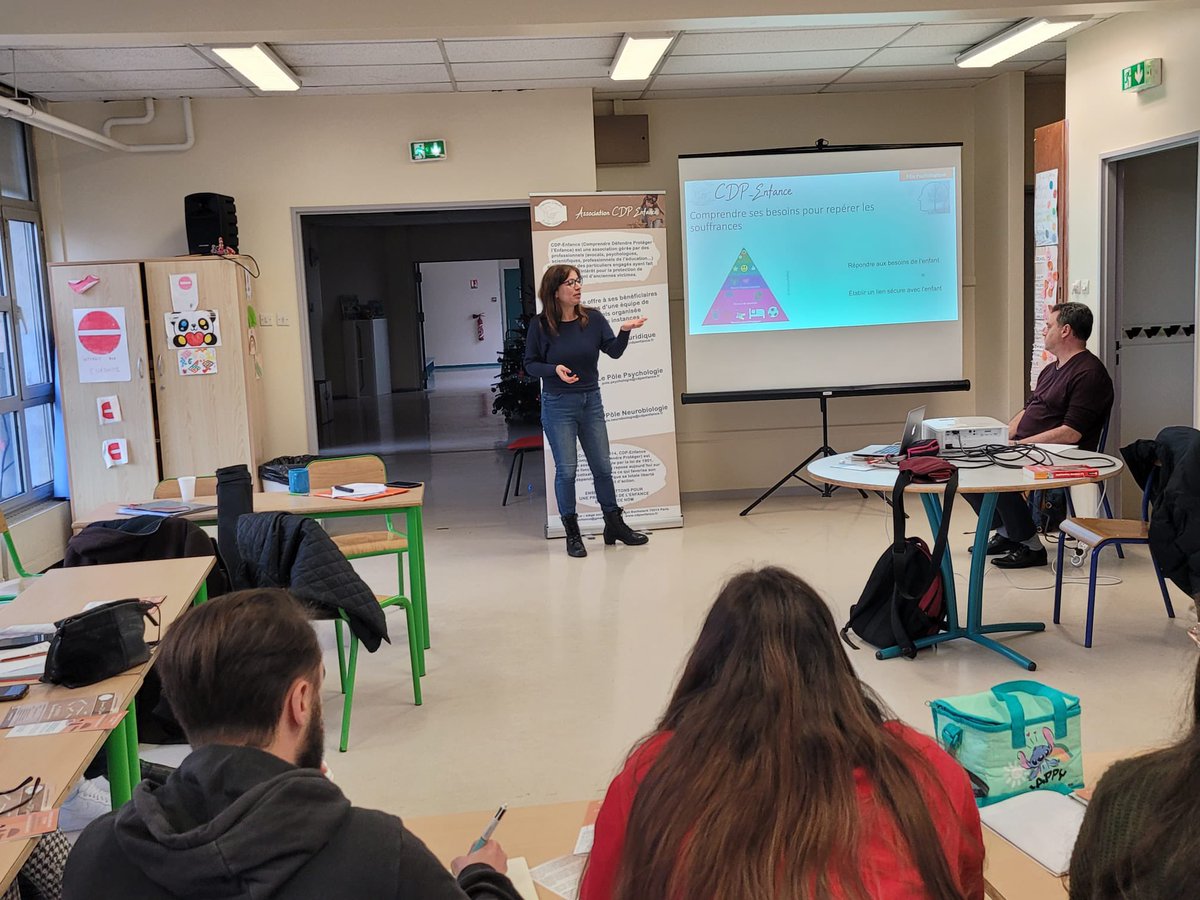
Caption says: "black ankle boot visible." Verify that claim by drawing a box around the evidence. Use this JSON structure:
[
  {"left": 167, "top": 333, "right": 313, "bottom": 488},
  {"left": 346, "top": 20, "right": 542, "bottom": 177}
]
[
  {"left": 561, "top": 514, "right": 587, "bottom": 558},
  {"left": 603, "top": 508, "right": 649, "bottom": 546}
]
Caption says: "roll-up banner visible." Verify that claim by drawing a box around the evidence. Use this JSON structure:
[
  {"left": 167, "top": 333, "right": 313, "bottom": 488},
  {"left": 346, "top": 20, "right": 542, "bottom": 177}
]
[{"left": 530, "top": 192, "right": 683, "bottom": 537}]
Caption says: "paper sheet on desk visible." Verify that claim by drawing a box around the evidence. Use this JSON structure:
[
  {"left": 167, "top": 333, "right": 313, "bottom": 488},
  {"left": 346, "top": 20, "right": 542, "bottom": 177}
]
[
  {"left": 506, "top": 857, "right": 539, "bottom": 900},
  {"left": 980, "top": 790, "right": 1086, "bottom": 875},
  {"left": 531, "top": 853, "right": 586, "bottom": 900}
]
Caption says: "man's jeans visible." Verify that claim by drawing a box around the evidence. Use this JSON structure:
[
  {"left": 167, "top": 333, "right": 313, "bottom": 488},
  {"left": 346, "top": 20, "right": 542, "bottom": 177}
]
[{"left": 541, "top": 389, "right": 618, "bottom": 516}]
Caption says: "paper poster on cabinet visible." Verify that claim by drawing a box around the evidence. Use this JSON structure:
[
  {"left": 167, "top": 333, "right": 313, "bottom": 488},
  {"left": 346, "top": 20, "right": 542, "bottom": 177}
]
[
  {"left": 73, "top": 308, "right": 131, "bottom": 383},
  {"left": 96, "top": 396, "right": 122, "bottom": 425},
  {"left": 101, "top": 438, "right": 128, "bottom": 468},
  {"left": 169, "top": 273, "right": 199, "bottom": 311},
  {"left": 165, "top": 310, "right": 221, "bottom": 348},
  {"left": 178, "top": 347, "right": 218, "bottom": 376}
]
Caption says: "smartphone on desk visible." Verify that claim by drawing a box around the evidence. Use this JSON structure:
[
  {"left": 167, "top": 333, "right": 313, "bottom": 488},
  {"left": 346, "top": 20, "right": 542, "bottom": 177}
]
[
  {"left": 386, "top": 480, "right": 422, "bottom": 489},
  {"left": 0, "top": 634, "right": 50, "bottom": 651},
  {"left": 0, "top": 684, "right": 29, "bottom": 702}
]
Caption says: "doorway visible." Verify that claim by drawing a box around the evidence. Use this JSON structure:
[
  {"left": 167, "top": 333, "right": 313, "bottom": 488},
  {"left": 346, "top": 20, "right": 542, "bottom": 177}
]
[{"left": 1102, "top": 139, "right": 1200, "bottom": 512}]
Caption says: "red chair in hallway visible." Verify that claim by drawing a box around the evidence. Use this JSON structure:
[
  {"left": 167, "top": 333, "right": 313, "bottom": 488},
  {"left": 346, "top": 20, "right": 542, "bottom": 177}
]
[{"left": 503, "top": 435, "right": 543, "bottom": 505}]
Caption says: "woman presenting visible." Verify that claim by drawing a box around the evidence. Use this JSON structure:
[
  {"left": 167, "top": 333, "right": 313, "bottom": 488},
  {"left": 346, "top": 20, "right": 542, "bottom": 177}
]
[{"left": 523, "top": 264, "right": 649, "bottom": 558}]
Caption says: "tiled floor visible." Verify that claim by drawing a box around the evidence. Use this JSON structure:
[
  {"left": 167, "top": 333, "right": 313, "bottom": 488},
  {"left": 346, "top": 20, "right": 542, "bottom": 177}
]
[{"left": 156, "top": 373, "right": 1200, "bottom": 822}]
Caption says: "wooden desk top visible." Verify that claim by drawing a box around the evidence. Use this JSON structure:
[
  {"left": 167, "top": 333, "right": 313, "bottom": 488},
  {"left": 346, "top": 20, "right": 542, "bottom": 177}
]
[
  {"left": 0, "top": 557, "right": 214, "bottom": 888},
  {"left": 72, "top": 485, "right": 425, "bottom": 531},
  {"left": 407, "top": 800, "right": 593, "bottom": 900}
]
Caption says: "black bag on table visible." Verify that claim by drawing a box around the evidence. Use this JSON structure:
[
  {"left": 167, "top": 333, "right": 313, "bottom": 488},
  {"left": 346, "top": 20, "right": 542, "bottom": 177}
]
[
  {"left": 42, "top": 598, "right": 159, "bottom": 689},
  {"left": 841, "top": 467, "right": 958, "bottom": 659}
]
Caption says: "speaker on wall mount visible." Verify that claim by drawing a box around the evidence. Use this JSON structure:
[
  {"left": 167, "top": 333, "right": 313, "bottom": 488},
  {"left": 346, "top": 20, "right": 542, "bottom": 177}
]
[{"left": 184, "top": 192, "right": 238, "bottom": 255}]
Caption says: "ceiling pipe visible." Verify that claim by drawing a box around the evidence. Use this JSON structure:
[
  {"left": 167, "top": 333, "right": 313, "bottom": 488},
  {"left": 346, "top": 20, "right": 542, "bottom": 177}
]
[
  {"left": 102, "top": 97, "right": 156, "bottom": 137},
  {"left": 0, "top": 96, "right": 194, "bottom": 153}
]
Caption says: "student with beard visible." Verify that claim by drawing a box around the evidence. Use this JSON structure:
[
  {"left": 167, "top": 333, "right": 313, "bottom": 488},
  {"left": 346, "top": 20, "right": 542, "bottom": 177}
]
[{"left": 63, "top": 590, "right": 520, "bottom": 900}]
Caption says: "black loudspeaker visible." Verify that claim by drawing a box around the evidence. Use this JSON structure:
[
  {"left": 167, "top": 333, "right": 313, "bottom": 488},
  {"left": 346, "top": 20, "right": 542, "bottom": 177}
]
[{"left": 184, "top": 193, "right": 238, "bottom": 255}]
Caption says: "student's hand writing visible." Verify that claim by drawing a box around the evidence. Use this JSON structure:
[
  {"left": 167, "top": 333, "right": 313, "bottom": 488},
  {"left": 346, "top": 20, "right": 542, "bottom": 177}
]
[
  {"left": 555, "top": 365, "right": 579, "bottom": 384},
  {"left": 451, "top": 839, "right": 508, "bottom": 875},
  {"left": 620, "top": 317, "right": 647, "bottom": 332}
]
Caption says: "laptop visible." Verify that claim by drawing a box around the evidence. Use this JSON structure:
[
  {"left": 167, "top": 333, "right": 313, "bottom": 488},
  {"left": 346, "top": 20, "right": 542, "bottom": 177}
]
[{"left": 853, "top": 406, "right": 927, "bottom": 458}]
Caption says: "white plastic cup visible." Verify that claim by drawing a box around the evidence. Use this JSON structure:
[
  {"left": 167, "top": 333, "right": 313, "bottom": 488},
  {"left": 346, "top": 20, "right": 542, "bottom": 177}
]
[{"left": 178, "top": 476, "right": 197, "bottom": 502}]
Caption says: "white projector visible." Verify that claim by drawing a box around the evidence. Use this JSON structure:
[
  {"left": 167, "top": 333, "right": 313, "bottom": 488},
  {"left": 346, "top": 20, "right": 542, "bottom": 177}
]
[{"left": 921, "top": 416, "right": 1008, "bottom": 449}]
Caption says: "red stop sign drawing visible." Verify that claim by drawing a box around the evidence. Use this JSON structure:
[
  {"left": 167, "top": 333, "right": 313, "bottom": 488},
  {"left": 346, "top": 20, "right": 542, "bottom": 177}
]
[
  {"left": 178, "top": 275, "right": 193, "bottom": 291},
  {"left": 77, "top": 310, "right": 123, "bottom": 355}
]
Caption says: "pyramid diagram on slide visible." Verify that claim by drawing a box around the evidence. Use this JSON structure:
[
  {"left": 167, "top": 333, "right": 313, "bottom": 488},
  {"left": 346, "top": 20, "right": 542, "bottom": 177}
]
[{"left": 702, "top": 248, "right": 787, "bottom": 326}]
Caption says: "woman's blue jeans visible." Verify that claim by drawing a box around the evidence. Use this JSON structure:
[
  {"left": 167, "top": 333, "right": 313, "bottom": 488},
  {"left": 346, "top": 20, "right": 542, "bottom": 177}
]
[{"left": 541, "top": 389, "right": 618, "bottom": 516}]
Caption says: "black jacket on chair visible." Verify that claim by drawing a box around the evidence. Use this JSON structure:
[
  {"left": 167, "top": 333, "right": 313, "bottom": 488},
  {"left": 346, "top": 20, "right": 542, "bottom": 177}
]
[
  {"left": 234, "top": 512, "right": 389, "bottom": 651},
  {"left": 1121, "top": 426, "right": 1200, "bottom": 598}
]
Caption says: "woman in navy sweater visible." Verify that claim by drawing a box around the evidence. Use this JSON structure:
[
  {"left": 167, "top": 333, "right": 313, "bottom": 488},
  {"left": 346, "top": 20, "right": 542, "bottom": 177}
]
[{"left": 523, "top": 264, "right": 649, "bottom": 558}]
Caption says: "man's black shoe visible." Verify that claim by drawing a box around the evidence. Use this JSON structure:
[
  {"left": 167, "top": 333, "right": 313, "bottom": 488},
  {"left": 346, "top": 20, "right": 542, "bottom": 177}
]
[
  {"left": 991, "top": 545, "right": 1048, "bottom": 569},
  {"left": 969, "top": 534, "right": 1022, "bottom": 556}
]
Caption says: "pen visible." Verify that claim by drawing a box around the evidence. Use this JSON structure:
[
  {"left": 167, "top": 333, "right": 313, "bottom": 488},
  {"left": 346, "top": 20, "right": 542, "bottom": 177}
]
[{"left": 469, "top": 804, "right": 507, "bottom": 852}]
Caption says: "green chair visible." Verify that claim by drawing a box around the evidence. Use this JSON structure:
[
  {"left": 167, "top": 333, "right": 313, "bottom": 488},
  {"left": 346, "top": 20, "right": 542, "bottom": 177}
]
[
  {"left": 334, "top": 593, "right": 423, "bottom": 752},
  {"left": 0, "top": 510, "right": 38, "bottom": 602}
]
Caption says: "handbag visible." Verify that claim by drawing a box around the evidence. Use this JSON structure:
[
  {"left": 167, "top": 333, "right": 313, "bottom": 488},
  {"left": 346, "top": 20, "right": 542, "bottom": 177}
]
[
  {"left": 42, "top": 599, "right": 159, "bottom": 689},
  {"left": 930, "top": 680, "right": 1084, "bottom": 807},
  {"left": 841, "top": 466, "right": 958, "bottom": 658}
]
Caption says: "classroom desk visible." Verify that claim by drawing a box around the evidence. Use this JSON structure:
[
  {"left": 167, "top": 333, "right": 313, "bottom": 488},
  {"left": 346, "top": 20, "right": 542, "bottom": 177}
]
[
  {"left": 0, "top": 557, "right": 213, "bottom": 892},
  {"left": 807, "top": 451, "right": 1123, "bottom": 670},
  {"left": 73, "top": 486, "right": 429, "bottom": 655},
  {"left": 408, "top": 800, "right": 593, "bottom": 900}
]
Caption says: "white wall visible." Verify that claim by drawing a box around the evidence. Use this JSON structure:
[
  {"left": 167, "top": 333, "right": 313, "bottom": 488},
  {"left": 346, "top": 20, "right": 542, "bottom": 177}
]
[
  {"left": 419, "top": 259, "right": 504, "bottom": 367},
  {"left": 34, "top": 89, "right": 597, "bottom": 457}
]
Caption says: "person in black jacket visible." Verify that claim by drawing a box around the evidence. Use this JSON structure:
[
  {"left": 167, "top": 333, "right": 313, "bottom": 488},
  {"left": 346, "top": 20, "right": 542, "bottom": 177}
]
[{"left": 63, "top": 589, "right": 520, "bottom": 900}]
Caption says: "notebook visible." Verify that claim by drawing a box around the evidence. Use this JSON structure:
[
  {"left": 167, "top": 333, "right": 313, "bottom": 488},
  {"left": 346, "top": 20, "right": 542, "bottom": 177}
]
[
  {"left": 853, "top": 406, "right": 927, "bottom": 458},
  {"left": 116, "top": 499, "right": 216, "bottom": 517},
  {"left": 979, "top": 789, "right": 1087, "bottom": 875}
]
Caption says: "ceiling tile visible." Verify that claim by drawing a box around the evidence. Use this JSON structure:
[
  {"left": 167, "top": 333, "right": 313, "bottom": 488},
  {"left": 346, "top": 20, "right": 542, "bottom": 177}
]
[
  {"left": 455, "top": 77, "right": 619, "bottom": 91},
  {"left": 274, "top": 42, "right": 443, "bottom": 66},
  {"left": 444, "top": 36, "right": 621, "bottom": 63},
  {"left": 672, "top": 26, "right": 908, "bottom": 55},
  {"left": 34, "top": 88, "right": 252, "bottom": 101},
  {"left": 651, "top": 69, "right": 845, "bottom": 89},
  {"left": 661, "top": 49, "right": 873, "bottom": 75},
  {"left": 890, "top": 21, "right": 1017, "bottom": 47},
  {"left": 293, "top": 64, "right": 449, "bottom": 86},
  {"left": 823, "top": 78, "right": 986, "bottom": 92},
  {"left": 643, "top": 84, "right": 826, "bottom": 99},
  {"left": 593, "top": 90, "right": 650, "bottom": 101},
  {"left": 451, "top": 59, "right": 611, "bottom": 81},
  {"left": 861, "top": 46, "right": 959, "bottom": 67},
  {"left": 2, "top": 46, "right": 207, "bottom": 72},
  {"left": 1, "top": 68, "right": 238, "bottom": 92},
  {"left": 300, "top": 83, "right": 454, "bottom": 94},
  {"left": 837, "top": 64, "right": 981, "bottom": 83}
]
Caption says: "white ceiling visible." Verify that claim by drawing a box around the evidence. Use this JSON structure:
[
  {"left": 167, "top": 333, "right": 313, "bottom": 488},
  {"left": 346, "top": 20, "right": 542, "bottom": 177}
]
[{"left": 0, "top": 19, "right": 1086, "bottom": 104}]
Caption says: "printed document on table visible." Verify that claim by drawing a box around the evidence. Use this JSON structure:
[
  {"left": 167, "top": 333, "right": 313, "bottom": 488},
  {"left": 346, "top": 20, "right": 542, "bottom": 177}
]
[{"left": 530, "top": 853, "right": 587, "bottom": 900}]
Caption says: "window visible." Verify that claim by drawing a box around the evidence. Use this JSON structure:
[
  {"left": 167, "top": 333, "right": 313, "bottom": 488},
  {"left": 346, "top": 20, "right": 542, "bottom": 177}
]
[{"left": 0, "top": 116, "right": 56, "bottom": 509}]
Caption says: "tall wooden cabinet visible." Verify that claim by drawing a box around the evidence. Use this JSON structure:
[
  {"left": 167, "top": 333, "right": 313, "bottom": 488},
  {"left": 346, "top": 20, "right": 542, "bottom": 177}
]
[{"left": 50, "top": 255, "right": 264, "bottom": 516}]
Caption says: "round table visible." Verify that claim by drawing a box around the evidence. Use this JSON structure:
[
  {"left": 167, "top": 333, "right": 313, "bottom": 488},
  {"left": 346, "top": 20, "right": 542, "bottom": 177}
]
[{"left": 808, "top": 449, "right": 1124, "bottom": 670}]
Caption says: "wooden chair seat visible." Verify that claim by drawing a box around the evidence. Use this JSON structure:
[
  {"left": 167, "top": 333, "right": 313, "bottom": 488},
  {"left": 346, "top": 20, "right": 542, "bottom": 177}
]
[
  {"left": 333, "top": 531, "right": 409, "bottom": 555},
  {"left": 1059, "top": 517, "right": 1149, "bottom": 546}
]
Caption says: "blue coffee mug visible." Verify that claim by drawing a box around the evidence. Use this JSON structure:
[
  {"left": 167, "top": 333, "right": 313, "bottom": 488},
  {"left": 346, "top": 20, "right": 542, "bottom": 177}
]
[{"left": 288, "top": 467, "right": 310, "bottom": 494}]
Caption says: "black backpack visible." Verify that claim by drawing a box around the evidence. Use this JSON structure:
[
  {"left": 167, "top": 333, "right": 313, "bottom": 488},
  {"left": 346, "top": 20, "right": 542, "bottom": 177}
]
[{"left": 841, "top": 467, "right": 958, "bottom": 659}]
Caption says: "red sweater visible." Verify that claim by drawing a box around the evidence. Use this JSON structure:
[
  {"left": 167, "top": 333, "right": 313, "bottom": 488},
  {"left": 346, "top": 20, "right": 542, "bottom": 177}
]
[{"left": 580, "top": 721, "right": 984, "bottom": 900}]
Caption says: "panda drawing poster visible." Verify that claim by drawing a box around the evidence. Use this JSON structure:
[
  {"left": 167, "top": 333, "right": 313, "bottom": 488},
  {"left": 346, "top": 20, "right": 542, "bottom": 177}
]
[{"left": 165, "top": 310, "right": 222, "bottom": 349}]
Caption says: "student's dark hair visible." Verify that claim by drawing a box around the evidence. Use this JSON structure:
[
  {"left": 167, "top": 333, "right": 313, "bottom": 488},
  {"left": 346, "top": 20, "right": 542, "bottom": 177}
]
[
  {"left": 1077, "top": 654, "right": 1200, "bottom": 895},
  {"left": 537, "top": 264, "right": 590, "bottom": 336},
  {"left": 1051, "top": 301, "right": 1094, "bottom": 341},
  {"left": 157, "top": 589, "right": 321, "bottom": 748},
  {"left": 607, "top": 567, "right": 966, "bottom": 900}
]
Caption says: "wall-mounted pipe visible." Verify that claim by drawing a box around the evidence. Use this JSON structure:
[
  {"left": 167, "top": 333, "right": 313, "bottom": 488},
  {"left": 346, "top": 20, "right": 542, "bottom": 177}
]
[
  {"left": 0, "top": 96, "right": 194, "bottom": 153},
  {"left": 102, "top": 97, "right": 156, "bottom": 137}
]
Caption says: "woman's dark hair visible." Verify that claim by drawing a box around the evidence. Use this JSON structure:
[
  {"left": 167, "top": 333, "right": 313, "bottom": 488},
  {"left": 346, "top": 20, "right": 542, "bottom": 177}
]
[
  {"left": 1073, "top": 654, "right": 1200, "bottom": 895},
  {"left": 537, "top": 264, "right": 590, "bottom": 336},
  {"left": 608, "top": 567, "right": 966, "bottom": 900},
  {"left": 157, "top": 589, "right": 322, "bottom": 748}
]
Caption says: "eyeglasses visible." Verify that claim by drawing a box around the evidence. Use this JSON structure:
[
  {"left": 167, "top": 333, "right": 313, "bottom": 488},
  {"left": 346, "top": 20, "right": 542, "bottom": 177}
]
[
  {"left": 0, "top": 776, "right": 42, "bottom": 816},
  {"left": 563, "top": 278, "right": 583, "bottom": 287}
]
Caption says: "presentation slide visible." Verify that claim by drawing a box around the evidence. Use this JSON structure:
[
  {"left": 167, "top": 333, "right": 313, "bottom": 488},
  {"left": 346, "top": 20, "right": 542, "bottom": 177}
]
[
  {"left": 678, "top": 144, "right": 964, "bottom": 396},
  {"left": 686, "top": 168, "right": 957, "bottom": 335}
]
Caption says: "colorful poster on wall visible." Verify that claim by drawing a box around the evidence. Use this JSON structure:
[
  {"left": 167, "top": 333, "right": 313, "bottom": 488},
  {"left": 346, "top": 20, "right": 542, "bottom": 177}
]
[
  {"left": 1034, "top": 169, "right": 1059, "bottom": 247},
  {"left": 178, "top": 347, "right": 218, "bottom": 376},
  {"left": 169, "top": 273, "right": 199, "bottom": 312},
  {"left": 1035, "top": 245, "right": 1060, "bottom": 305},
  {"left": 165, "top": 310, "right": 221, "bottom": 348},
  {"left": 72, "top": 308, "right": 131, "bottom": 383},
  {"left": 530, "top": 191, "right": 683, "bottom": 536}
]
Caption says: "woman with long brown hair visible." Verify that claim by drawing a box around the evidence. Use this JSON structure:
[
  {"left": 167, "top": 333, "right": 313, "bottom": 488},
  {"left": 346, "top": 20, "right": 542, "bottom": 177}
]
[
  {"left": 1068, "top": 644, "right": 1200, "bottom": 898},
  {"left": 524, "top": 264, "right": 649, "bottom": 558},
  {"left": 580, "top": 567, "right": 984, "bottom": 900}
]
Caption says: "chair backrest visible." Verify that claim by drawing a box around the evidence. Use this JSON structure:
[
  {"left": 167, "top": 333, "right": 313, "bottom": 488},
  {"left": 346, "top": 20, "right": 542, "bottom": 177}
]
[
  {"left": 1097, "top": 415, "right": 1111, "bottom": 454},
  {"left": 306, "top": 455, "right": 387, "bottom": 491},
  {"left": 154, "top": 476, "right": 219, "bottom": 499},
  {"left": 1140, "top": 466, "right": 1160, "bottom": 522}
]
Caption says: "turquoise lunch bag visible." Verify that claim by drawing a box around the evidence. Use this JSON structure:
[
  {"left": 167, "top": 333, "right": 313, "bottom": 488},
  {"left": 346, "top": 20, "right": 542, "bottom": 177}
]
[{"left": 930, "top": 680, "right": 1083, "bottom": 808}]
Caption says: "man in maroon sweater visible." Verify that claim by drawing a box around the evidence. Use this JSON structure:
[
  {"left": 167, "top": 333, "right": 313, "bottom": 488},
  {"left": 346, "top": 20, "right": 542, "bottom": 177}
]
[{"left": 969, "top": 302, "right": 1114, "bottom": 568}]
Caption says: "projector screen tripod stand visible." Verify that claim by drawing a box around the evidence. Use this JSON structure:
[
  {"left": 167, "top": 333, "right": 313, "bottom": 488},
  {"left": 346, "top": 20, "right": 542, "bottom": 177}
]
[{"left": 740, "top": 395, "right": 867, "bottom": 515}]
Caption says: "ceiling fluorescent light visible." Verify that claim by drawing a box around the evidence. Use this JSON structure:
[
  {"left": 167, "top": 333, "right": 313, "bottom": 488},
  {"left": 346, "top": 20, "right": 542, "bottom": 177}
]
[
  {"left": 212, "top": 43, "right": 300, "bottom": 91},
  {"left": 956, "top": 17, "right": 1088, "bottom": 68},
  {"left": 611, "top": 33, "right": 673, "bottom": 81}
]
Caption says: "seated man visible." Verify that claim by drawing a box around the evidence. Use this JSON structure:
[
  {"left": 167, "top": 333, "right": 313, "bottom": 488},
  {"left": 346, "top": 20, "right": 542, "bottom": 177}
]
[
  {"left": 64, "top": 589, "right": 520, "bottom": 900},
  {"left": 969, "top": 301, "right": 1114, "bottom": 569}
]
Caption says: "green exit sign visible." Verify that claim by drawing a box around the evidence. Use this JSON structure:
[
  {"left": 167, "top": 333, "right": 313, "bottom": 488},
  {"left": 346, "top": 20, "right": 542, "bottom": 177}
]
[
  {"left": 409, "top": 140, "right": 447, "bottom": 162},
  {"left": 1121, "top": 58, "right": 1162, "bottom": 92}
]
